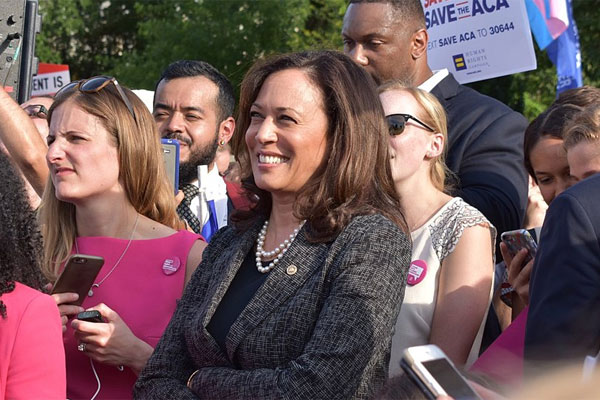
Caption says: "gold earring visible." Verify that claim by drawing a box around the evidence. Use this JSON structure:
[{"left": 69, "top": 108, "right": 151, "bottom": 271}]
[{"left": 219, "top": 140, "right": 225, "bottom": 146}]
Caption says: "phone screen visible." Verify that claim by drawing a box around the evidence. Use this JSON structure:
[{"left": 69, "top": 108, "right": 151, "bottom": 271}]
[
  {"left": 422, "top": 359, "right": 479, "bottom": 400},
  {"left": 161, "top": 139, "right": 180, "bottom": 194}
]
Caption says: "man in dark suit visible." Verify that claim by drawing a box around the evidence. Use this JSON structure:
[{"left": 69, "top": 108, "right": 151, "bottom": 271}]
[
  {"left": 525, "top": 173, "right": 600, "bottom": 365},
  {"left": 341, "top": 0, "right": 528, "bottom": 238},
  {"left": 154, "top": 61, "right": 248, "bottom": 241}
]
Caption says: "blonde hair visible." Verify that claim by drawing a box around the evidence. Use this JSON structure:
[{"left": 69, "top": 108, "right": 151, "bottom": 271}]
[
  {"left": 39, "top": 83, "right": 182, "bottom": 280},
  {"left": 564, "top": 104, "right": 600, "bottom": 150},
  {"left": 378, "top": 82, "right": 451, "bottom": 192}
]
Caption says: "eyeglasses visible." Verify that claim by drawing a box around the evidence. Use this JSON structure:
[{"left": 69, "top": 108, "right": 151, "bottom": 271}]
[
  {"left": 386, "top": 113, "right": 435, "bottom": 136},
  {"left": 23, "top": 104, "right": 48, "bottom": 119},
  {"left": 56, "top": 76, "right": 136, "bottom": 122}
]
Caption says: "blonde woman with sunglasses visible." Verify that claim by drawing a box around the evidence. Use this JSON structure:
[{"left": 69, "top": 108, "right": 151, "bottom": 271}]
[
  {"left": 379, "top": 84, "right": 495, "bottom": 372},
  {"left": 40, "top": 76, "right": 206, "bottom": 399}
]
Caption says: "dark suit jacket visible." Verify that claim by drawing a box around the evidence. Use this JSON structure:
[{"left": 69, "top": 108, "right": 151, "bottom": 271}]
[
  {"left": 525, "top": 173, "right": 600, "bottom": 364},
  {"left": 431, "top": 74, "right": 528, "bottom": 238},
  {"left": 135, "top": 214, "right": 411, "bottom": 400}
]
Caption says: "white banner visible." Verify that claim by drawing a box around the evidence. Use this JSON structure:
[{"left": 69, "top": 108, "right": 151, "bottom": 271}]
[
  {"left": 32, "top": 63, "right": 71, "bottom": 96},
  {"left": 423, "top": 0, "right": 536, "bottom": 84}
]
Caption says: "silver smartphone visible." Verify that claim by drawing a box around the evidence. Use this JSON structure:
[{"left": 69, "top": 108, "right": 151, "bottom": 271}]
[
  {"left": 401, "top": 345, "right": 481, "bottom": 400},
  {"left": 161, "top": 138, "right": 180, "bottom": 194}
]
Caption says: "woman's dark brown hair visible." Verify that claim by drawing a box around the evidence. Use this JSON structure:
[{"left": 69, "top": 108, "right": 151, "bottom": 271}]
[
  {"left": 231, "top": 50, "right": 407, "bottom": 241},
  {"left": 523, "top": 103, "right": 583, "bottom": 181}
]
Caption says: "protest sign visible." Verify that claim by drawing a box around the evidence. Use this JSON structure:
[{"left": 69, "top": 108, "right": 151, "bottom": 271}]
[
  {"left": 32, "top": 63, "right": 70, "bottom": 96},
  {"left": 423, "top": 0, "right": 536, "bottom": 83}
]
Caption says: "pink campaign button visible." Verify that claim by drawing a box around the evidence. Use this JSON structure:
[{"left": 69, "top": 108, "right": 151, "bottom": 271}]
[
  {"left": 407, "top": 259, "right": 427, "bottom": 286},
  {"left": 162, "top": 257, "right": 181, "bottom": 275}
]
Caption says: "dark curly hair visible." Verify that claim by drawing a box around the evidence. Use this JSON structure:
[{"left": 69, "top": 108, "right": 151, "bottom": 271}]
[{"left": 0, "top": 151, "right": 45, "bottom": 318}]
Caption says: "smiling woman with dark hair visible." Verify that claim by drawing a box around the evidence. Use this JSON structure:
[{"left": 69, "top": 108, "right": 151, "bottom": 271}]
[
  {"left": 0, "top": 151, "right": 65, "bottom": 399},
  {"left": 135, "top": 50, "right": 411, "bottom": 400}
]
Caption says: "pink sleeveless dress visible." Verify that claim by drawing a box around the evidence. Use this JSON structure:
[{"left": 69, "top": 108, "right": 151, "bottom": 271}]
[{"left": 64, "top": 230, "right": 201, "bottom": 399}]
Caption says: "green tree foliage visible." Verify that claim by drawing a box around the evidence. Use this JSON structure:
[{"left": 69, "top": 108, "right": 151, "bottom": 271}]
[
  {"left": 37, "top": 0, "right": 144, "bottom": 79},
  {"left": 112, "top": 0, "right": 309, "bottom": 89},
  {"left": 37, "top": 0, "right": 346, "bottom": 91},
  {"left": 36, "top": 0, "right": 598, "bottom": 120}
]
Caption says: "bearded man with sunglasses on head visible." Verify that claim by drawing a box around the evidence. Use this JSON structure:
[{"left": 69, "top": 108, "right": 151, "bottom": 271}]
[{"left": 342, "top": 0, "right": 528, "bottom": 247}]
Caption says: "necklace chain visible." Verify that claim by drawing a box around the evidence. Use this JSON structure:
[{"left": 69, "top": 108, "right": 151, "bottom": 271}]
[
  {"left": 255, "top": 219, "right": 305, "bottom": 274},
  {"left": 75, "top": 213, "right": 140, "bottom": 296}
]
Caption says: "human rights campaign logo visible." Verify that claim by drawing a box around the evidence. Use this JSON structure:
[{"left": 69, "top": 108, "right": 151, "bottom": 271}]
[{"left": 453, "top": 54, "right": 467, "bottom": 71}]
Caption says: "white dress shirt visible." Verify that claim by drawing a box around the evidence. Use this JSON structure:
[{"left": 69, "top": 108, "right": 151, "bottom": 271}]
[
  {"left": 189, "top": 165, "right": 229, "bottom": 229},
  {"left": 418, "top": 68, "right": 449, "bottom": 93}
]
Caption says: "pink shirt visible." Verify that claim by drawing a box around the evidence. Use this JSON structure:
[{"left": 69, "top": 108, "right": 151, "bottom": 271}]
[
  {"left": 64, "top": 230, "right": 201, "bottom": 399},
  {"left": 0, "top": 282, "right": 66, "bottom": 400}
]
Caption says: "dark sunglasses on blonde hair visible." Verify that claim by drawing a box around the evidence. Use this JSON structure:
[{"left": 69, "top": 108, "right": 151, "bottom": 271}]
[
  {"left": 386, "top": 113, "right": 434, "bottom": 136},
  {"left": 55, "top": 76, "right": 136, "bottom": 122}
]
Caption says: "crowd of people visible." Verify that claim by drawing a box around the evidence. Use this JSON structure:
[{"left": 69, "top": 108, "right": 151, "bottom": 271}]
[{"left": 1, "top": 0, "right": 600, "bottom": 399}]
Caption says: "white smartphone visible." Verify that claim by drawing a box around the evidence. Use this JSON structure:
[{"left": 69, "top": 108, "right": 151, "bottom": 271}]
[{"left": 401, "top": 345, "right": 481, "bottom": 400}]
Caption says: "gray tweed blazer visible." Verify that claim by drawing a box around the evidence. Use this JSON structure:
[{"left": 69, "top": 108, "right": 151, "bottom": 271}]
[{"left": 135, "top": 213, "right": 411, "bottom": 399}]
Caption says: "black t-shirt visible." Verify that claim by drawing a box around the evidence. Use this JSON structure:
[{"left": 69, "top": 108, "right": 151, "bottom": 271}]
[{"left": 206, "top": 249, "right": 269, "bottom": 354}]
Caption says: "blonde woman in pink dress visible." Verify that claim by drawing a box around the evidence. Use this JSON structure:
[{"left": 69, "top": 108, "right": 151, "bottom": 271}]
[{"left": 40, "top": 76, "right": 206, "bottom": 399}]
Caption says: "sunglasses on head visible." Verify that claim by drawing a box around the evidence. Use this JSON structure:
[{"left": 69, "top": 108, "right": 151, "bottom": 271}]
[
  {"left": 386, "top": 113, "right": 435, "bottom": 136},
  {"left": 56, "top": 76, "right": 136, "bottom": 122}
]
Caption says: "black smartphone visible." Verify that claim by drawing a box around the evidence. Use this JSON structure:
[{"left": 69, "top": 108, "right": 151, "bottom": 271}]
[
  {"left": 76, "top": 310, "right": 103, "bottom": 323},
  {"left": 161, "top": 138, "right": 180, "bottom": 194},
  {"left": 51, "top": 254, "right": 104, "bottom": 306}
]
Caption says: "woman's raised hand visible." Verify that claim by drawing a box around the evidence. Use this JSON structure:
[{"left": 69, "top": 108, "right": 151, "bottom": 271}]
[{"left": 500, "top": 243, "right": 533, "bottom": 317}]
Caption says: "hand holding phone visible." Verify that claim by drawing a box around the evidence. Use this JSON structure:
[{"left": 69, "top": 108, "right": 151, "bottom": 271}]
[
  {"left": 401, "top": 344, "right": 482, "bottom": 400},
  {"left": 500, "top": 229, "right": 537, "bottom": 263},
  {"left": 51, "top": 254, "right": 104, "bottom": 306},
  {"left": 77, "top": 310, "right": 104, "bottom": 323}
]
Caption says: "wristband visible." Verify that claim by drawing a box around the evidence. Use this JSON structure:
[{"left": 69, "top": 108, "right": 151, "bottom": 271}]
[
  {"left": 187, "top": 369, "right": 200, "bottom": 389},
  {"left": 500, "top": 282, "right": 514, "bottom": 307}
]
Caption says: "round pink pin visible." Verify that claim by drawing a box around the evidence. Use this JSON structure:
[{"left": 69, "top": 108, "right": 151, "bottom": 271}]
[
  {"left": 162, "top": 257, "right": 181, "bottom": 275},
  {"left": 407, "top": 259, "right": 427, "bottom": 286}
]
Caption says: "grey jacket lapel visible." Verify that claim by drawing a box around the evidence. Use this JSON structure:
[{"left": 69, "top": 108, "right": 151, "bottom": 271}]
[
  {"left": 225, "top": 226, "right": 327, "bottom": 361},
  {"left": 199, "top": 220, "right": 264, "bottom": 359}
]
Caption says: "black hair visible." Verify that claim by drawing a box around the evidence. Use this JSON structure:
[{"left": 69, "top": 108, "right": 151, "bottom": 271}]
[
  {"left": 348, "top": 0, "right": 426, "bottom": 27},
  {"left": 523, "top": 103, "right": 583, "bottom": 181},
  {"left": 0, "top": 152, "right": 45, "bottom": 318},
  {"left": 155, "top": 60, "right": 235, "bottom": 122}
]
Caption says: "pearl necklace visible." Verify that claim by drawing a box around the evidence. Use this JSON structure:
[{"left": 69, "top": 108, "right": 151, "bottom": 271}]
[
  {"left": 255, "top": 219, "right": 305, "bottom": 273},
  {"left": 75, "top": 213, "right": 140, "bottom": 296}
]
